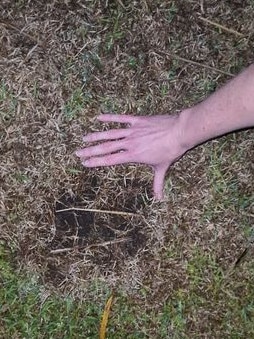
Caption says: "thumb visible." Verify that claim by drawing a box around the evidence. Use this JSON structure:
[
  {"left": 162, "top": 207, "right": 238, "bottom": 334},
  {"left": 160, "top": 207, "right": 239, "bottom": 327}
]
[{"left": 153, "top": 165, "right": 167, "bottom": 200}]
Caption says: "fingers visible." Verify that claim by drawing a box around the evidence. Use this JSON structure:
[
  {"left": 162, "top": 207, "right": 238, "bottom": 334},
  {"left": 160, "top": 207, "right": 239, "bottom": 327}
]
[
  {"left": 82, "top": 152, "right": 133, "bottom": 167},
  {"left": 97, "top": 114, "right": 139, "bottom": 125},
  {"left": 153, "top": 166, "right": 167, "bottom": 200},
  {"left": 83, "top": 128, "right": 131, "bottom": 143},
  {"left": 76, "top": 140, "right": 127, "bottom": 158}
]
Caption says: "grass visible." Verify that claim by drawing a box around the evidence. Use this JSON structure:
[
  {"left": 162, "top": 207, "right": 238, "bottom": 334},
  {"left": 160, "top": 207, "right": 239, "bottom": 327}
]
[
  {"left": 1, "top": 0, "right": 254, "bottom": 338},
  {"left": 0, "top": 243, "right": 109, "bottom": 338},
  {"left": 0, "top": 81, "right": 17, "bottom": 124},
  {"left": 63, "top": 87, "right": 87, "bottom": 121},
  {"left": 1, "top": 242, "right": 254, "bottom": 337},
  {"left": 2, "top": 241, "right": 253, "bottom": 338}
]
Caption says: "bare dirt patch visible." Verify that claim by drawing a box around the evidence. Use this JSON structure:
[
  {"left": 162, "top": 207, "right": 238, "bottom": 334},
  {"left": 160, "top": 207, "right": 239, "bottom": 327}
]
[{"left": 51, "top": 184, "right": 149, "bottom": 266}]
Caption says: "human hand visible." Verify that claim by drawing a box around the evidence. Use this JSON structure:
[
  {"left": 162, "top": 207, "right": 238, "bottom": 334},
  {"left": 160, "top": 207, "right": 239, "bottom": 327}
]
[{"left": 76, "top": 113, "right": 188, "bottom": 200}]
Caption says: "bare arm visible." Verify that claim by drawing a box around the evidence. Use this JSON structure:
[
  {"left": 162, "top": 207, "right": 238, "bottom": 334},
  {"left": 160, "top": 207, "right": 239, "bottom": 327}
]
[
  {"left": 181, "top": 63, "right": 254, "bottom": 150},
  {"left": 76, "top": 64, "right": 254, "bottom": 200}
]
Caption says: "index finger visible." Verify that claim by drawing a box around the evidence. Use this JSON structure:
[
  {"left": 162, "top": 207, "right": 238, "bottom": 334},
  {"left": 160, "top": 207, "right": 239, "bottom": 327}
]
[{"left": 97, "top": 114, "right": 139, "bottom": 125}]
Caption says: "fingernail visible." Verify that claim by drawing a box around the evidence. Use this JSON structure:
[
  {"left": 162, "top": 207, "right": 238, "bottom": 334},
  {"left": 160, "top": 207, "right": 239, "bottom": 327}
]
[{"left": 75, "top": 150, "right": 82, "bottom": 157}]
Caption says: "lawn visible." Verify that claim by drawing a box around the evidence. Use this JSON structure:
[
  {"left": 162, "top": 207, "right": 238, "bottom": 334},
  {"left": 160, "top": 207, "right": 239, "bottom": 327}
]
[{"left": 1, "top": 0, "right": 254, "bottom": 338}]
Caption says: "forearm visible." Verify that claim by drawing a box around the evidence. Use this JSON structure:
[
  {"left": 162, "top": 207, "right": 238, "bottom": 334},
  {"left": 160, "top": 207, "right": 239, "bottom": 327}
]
[{"left": 180, "top": 64, "right": 254, "bottom": 149}]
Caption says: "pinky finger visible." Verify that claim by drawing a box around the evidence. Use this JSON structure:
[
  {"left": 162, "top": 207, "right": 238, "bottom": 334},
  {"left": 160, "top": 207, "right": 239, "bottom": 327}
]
[{"left": 82, "top": 152, "right": 134, "bottom": 167}]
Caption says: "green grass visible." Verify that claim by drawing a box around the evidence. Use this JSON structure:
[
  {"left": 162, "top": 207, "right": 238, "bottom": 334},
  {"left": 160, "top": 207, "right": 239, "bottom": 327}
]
[
  {"left": 202, "top": 137, "right": 254, "bottom": 223},
  {"left": 0, "top": 243, "right": 102, "bottom": 338},
  {"left": 63, "top": 87, "right": 89, "bottom": 121},
  {"left": 2, "top": 242, "right": 254, "bottom": 338},
  {"left": 0, "top": 242, "right": 154, "bottom": 338},
  {"left": 155, "top": 249, "right": 254, "bottom": 338},
  {"left": 0, "top": 81, "right": 17, "bottom": 124},
  {"left": 98, "top": 96, "right": 122, "bottom": 113},
  {"left": 0, "top": 242, "right": 150, "bottom": 338},
  {"left": 166, "top": 2, "right": 178, "bottom": 23},
  {"left": 103, "top": 12, "right": 125, "bottom": 53}
]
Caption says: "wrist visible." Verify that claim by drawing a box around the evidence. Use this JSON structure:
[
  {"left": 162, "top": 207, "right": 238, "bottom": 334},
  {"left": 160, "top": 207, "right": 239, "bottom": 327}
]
[
  {"left": 178, "top": 104, "right": 220, "bottom": 150},
  {"left": 178, "top": 107, "right": 202, "bottom": 151}
]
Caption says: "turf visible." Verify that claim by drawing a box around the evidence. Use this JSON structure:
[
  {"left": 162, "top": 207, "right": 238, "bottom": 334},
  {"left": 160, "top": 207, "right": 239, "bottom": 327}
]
[{"left": 1, "top": 0, "right": 254, "bottom": 338}]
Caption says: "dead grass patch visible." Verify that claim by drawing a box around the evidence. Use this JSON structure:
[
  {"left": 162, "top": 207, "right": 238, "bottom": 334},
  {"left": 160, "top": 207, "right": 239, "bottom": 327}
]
[{"left": 1, "top": 0, "right": 254, "bottom": 336}]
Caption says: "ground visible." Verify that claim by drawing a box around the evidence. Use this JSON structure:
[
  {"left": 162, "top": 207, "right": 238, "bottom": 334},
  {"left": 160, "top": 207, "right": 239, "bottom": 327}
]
[{"left": 0, "top": 0, "right": 254, "bottom": 338}]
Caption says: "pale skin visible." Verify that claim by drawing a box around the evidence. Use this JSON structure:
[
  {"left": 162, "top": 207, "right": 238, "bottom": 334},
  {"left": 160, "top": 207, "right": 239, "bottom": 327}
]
[{"left": 76, "top": 63, "right": 254, "bottom": 200}]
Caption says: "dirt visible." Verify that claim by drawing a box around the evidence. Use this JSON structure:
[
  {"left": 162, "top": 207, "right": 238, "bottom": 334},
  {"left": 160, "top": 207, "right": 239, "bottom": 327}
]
[
  {"left": 52, "top": 191, "right": 148, "bottom": 258},
  {"left": 39, "top": 172, "right": 153, "bottom": 286}
]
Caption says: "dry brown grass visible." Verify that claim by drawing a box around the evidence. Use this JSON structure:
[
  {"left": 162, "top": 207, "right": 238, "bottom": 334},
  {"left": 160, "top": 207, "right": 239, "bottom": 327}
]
[{"left": 1, "top": 0, "right": 254, "bottom": 336}]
